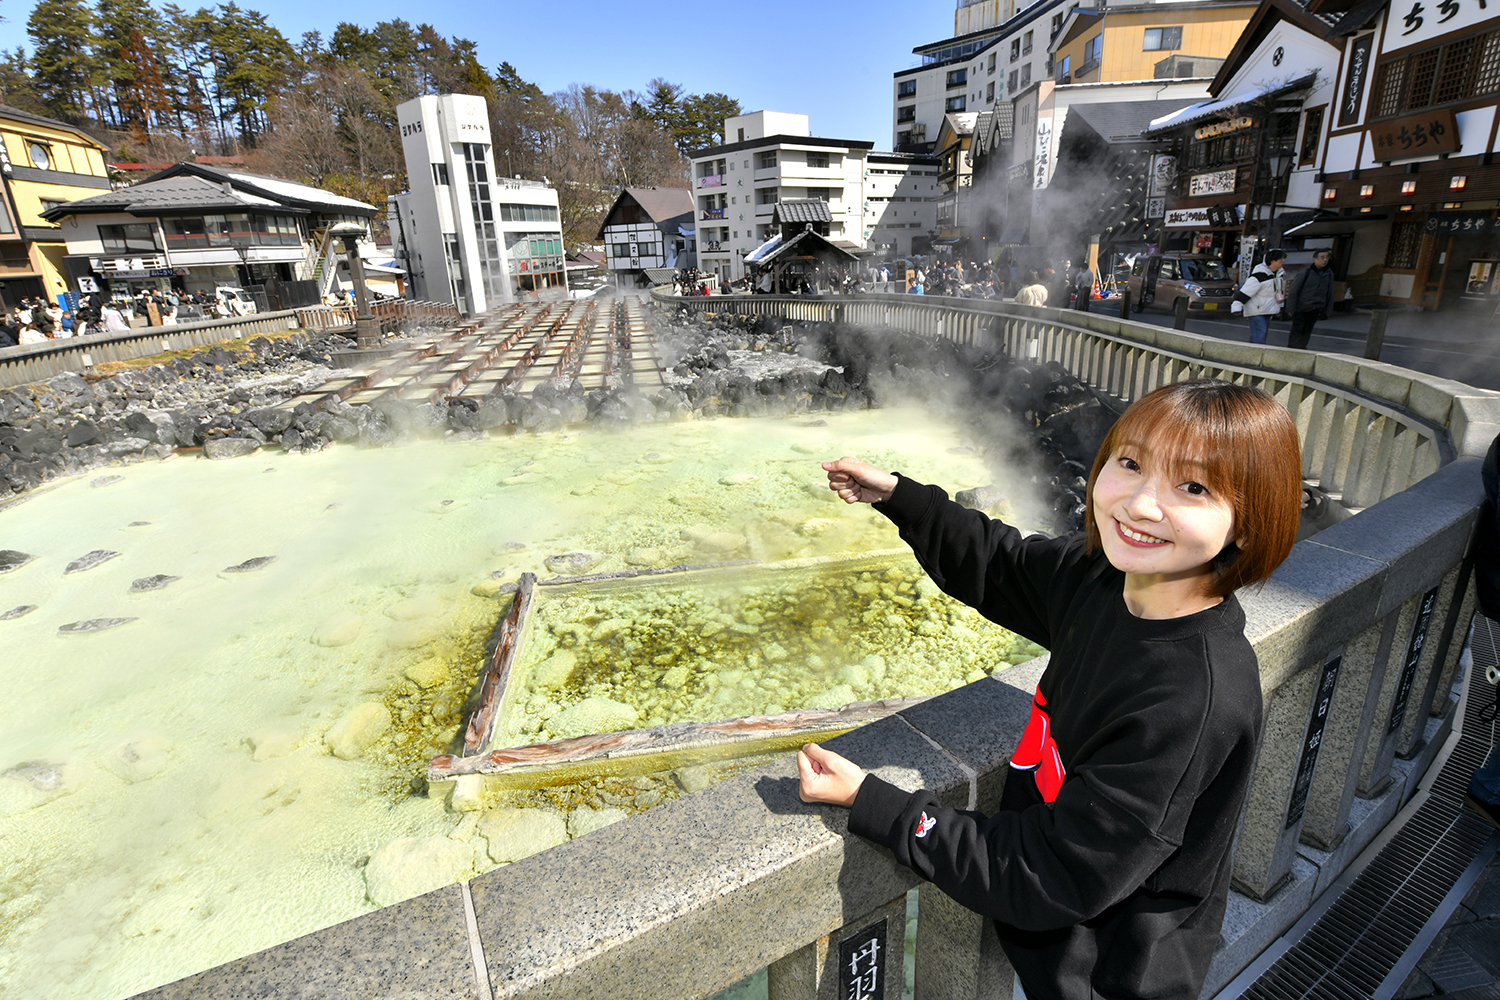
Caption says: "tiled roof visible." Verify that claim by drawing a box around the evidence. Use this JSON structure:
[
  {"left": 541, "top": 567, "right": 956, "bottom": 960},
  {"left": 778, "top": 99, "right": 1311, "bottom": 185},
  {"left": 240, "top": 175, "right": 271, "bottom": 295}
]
[
  {"left": 1069, "top": 99, "right": 1199, "bottom": 143},
  {"left": 40, "top": 175, "right": 283, "bottom": 220},
  {"left": 773, "top": 199, "right": 833, "bottom": 225}
]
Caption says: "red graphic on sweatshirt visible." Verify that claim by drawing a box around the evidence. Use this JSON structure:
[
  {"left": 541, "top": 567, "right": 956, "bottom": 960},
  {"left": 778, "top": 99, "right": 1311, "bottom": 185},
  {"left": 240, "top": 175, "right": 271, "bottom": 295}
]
[{"left": 1009, "top": 688, "right": 1066, "bottom": 802}]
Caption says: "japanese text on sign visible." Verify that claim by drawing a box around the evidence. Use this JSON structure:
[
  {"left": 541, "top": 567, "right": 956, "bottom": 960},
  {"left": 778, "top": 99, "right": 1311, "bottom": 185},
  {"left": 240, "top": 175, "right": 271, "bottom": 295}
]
[
  {"left": 839, "top": 919, "right": 888, "bottom": 1000},
  {"left": 1369, "top": 109, "right": 1460, "bottom": 157},
  {"left": 1286, "top": 653, "right": 1343, "bottom": 829},
  {"left": 1390, "top": 0, "right": 1494, "bottom": 51},
  {"left": 1339, "top": 35, "right": 1372, "bottom": 126}
]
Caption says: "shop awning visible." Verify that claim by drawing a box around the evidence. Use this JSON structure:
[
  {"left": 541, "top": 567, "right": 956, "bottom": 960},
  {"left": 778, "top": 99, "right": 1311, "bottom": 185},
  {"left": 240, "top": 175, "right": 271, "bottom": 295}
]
[{"left": 1143, "top": 72, "right": 1318, "bottom": 135}]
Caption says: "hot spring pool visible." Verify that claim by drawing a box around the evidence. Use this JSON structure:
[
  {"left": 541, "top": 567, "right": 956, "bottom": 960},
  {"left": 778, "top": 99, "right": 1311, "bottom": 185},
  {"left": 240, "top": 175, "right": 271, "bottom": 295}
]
[{"left": 0, "top": 405, "right": 1045, "bottom": 1000}]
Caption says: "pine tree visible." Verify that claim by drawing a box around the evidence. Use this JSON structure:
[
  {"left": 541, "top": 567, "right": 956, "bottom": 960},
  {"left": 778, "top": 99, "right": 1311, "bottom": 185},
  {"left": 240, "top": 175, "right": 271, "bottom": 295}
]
[{"left": 27, "top": 0, "right": 103, "bottom": 121}]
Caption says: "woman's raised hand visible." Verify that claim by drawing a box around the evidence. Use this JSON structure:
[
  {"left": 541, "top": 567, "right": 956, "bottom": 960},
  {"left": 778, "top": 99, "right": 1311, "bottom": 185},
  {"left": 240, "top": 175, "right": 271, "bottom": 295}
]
[{"left": 823, "top": 457, "right": 898, "bottom": 505}]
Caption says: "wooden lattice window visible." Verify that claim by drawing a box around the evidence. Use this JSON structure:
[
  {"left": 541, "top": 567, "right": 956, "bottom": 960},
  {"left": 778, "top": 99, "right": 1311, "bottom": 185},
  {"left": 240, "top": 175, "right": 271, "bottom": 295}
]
[
  {"left": 1374, "top": 60, "right": 1407, "bottom": 118},
  {"left": 1435, "top": 36, "right": 1479, "bottom": 105},
  {"left": 1386, "top": 220, "right": 1423, "bottom": 269},
  {"left": 1406, "top": 48, "right": 1441, "bottom": 110},
  {"left": 1476, "top": 31, "right": 1500, "bottom": 95}
]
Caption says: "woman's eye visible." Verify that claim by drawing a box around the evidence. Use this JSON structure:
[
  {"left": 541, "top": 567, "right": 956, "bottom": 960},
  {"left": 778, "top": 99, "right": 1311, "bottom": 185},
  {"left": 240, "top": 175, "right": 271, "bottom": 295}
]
[
  {"left": 1118, "top": 456, "right": 1140, "bottom": 471},
  {"left": 1183, "top": 482, "right": 1209, "bottom": 496}
]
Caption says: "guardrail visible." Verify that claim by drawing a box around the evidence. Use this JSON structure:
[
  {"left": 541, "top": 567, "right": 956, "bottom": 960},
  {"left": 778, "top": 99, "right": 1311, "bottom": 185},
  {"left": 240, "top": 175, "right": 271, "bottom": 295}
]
[
  {"left": 129, "top": 291, "right": 1500, "bottom": 1000},
  {"left": 0, "top": 309, "right": 306, "bottom": 389},
  {"left": 0, "top": 301, "right": 466, "bottom": 390}
]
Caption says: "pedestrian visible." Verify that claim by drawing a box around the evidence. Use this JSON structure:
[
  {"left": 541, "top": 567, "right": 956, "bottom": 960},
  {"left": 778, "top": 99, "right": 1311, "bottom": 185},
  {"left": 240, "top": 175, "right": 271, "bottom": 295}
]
[
  {"left": 1231, "top": 249, "right": 1286, "bottom": 345},
  {"left": 1041, "top": 262, "right": 1065, "bottom": 309},
  {"left": 1286, "top": 249, "right": 1335, "bottom": 350},
  {"left": 1013, "top": 270, "right": 1048, "bottom": 307},
  {"left": 1072, "top": 254, "right": 1095, "bottom": 311},
  {"left": 32, "top": 299, "right": 55, "bottom": 337},
  {"left": 1463, "top": 432, "right": 1500, "bottom": 832},
  {"left": 101, "top": 301, "right": 129, "bottom": 332},
  {"left": 803, "top": 379, "right": 1302, "bottom": 1000}
]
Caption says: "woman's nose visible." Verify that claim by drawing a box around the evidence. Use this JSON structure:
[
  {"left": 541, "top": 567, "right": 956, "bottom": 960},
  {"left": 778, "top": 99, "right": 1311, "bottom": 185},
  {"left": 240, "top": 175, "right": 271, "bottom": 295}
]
[{"left": 1125, "top": 483, "right": 1163, "bottom": 519}]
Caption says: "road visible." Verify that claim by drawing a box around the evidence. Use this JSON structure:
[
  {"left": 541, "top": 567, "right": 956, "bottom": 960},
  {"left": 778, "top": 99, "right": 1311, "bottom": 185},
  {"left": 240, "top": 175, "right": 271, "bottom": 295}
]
[{"left": 1082, "top": 297, "right": 1500, "bottom": 390}]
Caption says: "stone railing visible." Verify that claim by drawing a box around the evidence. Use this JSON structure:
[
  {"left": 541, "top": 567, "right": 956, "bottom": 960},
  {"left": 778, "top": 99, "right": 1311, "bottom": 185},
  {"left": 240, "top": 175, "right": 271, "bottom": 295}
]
[
  {"left": 133, "top": 292, "right": 1500, "bottom": 1000},
  {"left": 0, "top": 309, "right": 307, "bottom": 389}
]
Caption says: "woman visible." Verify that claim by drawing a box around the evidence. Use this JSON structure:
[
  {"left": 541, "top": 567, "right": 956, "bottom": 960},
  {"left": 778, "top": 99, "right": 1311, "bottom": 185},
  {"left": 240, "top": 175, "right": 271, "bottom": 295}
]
[{"left": 1013, "top": 270, "right": 1048, "bottom": 307}]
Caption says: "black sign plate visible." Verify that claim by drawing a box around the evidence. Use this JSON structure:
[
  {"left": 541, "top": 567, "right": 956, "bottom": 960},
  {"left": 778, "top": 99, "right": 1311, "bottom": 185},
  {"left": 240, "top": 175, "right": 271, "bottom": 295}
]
[
  {"left": 838, "top": 918, "right": 888, "bottom": 1000},
  {"left": 1286, "top": 653, "right": 1343, "bottom": 829},
  {"left": 1388, "top": 585, "right": 1440, "bottom": 736}
]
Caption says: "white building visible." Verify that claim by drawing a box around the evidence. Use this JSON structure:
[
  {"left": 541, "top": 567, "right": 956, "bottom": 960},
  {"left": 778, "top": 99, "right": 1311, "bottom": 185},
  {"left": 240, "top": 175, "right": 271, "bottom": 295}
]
[
  {"left": 893, "top": 0, "right": 1090, "bottom": 152},
  {"left": 595, "top": 187, "right": 694, "bottom": 286},
  {"left": 389, "top": 93, "right": 566, "bottom": 315},
  {"left": 863, "top": 152, "right": 943, "bottom": 257},
  {"left": 689, "top": 111, "right": 875, "bottom": 284}
]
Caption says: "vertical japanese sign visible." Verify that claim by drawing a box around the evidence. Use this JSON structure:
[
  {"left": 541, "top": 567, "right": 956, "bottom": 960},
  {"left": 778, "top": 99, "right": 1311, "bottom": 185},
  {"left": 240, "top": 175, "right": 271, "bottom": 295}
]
[
  {"left": 1285, "top": 652, "right": 1344, "bottom": 829},
  {"left": 1387, "top": 586, "right": 1440, "bottom": 736},
  {"left": 1339, "top": 35, "right": 1373, "bottom": 127},
  {"left": 1032, "top": 116, "right": 1054, "bottom": 217},
  {"left": 839, "top": 919, "right": 888, "bottom": 1000}
]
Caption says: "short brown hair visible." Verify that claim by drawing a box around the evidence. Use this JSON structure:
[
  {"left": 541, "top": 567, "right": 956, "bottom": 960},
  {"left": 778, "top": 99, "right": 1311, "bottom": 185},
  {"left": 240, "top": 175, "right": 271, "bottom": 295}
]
[{"left": 1084, "top": 379, "right": 1302, "bottom": 597}]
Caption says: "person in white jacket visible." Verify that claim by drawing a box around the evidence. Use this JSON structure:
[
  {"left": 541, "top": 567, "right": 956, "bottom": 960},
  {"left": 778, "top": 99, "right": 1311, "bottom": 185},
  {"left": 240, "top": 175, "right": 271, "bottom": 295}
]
[{"left": 1231, "top": 249, "right": 1285, "bottom": 345}]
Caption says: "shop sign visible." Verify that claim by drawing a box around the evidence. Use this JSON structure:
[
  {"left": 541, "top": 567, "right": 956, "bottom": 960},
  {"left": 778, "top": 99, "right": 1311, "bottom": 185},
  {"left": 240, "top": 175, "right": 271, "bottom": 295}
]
[
  {"left": 1195, "top": 233, "right": 1216, "bottom": 250},
  {"left": 1189, "top": 169, "right": 1239, "bottom": 197},
  {"left": 1033, "top": 116, "right": 1053, "bottom": 189},
  {"left": 1369, "top": 108, "right": 1460, "bottom": 158},
  {"left": 1193, "top": 116, "right": 1255, "bottom": 140},
  {"left": 1164, "top": 204, "right": 1246, "bottom": 228},
  {"left": 1338, "top": 35, "right": 1373, "bottom": 126},
  {"left": 1386, "top": 0, "right": 1500, "bottom": 55},
  {"left": 1146, "top": 196, "right": 1166, "bottom": 218},
  {"left": 1148, "top": 154, "right": 1177, "bottom": 198},
  {"left": 1425, "top": 210, "right": 1497, "bottom": 235}
]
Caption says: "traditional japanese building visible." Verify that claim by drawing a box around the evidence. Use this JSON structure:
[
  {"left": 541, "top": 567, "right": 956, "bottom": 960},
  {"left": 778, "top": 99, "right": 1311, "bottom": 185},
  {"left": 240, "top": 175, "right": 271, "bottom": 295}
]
[{"left": 594, "top": 187, "right": 694, "bottom": 289}]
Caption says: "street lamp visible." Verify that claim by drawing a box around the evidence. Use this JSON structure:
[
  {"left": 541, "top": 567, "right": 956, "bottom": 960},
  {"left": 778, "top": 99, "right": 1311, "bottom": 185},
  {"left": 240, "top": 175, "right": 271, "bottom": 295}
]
[
  {"left": 327, "top": 221, "right": 381, "bottom": 350},
  {"left": 1266, "top": 151, "right": 1293, "bottom": 247}
]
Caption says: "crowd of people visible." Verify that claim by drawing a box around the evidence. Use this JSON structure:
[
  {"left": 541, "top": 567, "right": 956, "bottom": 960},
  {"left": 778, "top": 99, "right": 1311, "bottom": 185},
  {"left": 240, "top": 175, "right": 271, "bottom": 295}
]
[{"left": 0, "top": 285, "right": 261, "bottom": 348}]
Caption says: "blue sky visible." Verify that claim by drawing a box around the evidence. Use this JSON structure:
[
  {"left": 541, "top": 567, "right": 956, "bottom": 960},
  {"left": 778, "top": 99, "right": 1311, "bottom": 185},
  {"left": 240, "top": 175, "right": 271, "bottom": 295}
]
[{"left": 0, "top": 0, "right": 955, "bottom": 150}]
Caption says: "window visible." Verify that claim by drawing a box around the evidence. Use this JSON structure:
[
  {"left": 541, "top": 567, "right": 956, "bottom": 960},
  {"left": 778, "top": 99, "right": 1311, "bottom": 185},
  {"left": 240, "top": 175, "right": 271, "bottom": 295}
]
[
  {"left": 1009, "top": 69, "right": 1019, "bottom": 91},
  {"left": 1143, "top": 27, "right": 1182, "bottom": 51},
  {"left": 807, "top": 187, "right": 832, "bottom": 201},
  {"left": 1051, "top": 13, "right": 1064, "bottom": 38},
  {"left": 613, "top": 243, "right": 630, "bottom": 257},
  {"left": 756, "top": 151, "right": 777, "bottom": 169},
  {"left": 947, "top": 68, "right": 967, "bottom": 87},
  {"left": 432, "top": 163, "right": 449, "bottom": 186},
  {"left": 897, "top": 105, "right": 916, "bottom": 122},
  {"left": 946, "top": 95, "right": 967, "bottom": 111},
  {"left": 1010, "top": 39, "right": 1021, "bottom": 62},
  {"left": 807, "top": 151, "right": 830, "bottom": 168},
  {"left": 1058, "top": 55, "right": 1071, "bottom": 80},
  {"left": 1299, "top": 105, "right": 1325, "bottom": 165},
  {"left": 1386, "top": 220, "right": 1423, "bottom": 269},
  {"left": 987, "top": 82, "right": 995, "bottom": 101},
  {"left": 1023, "top": 31, "right": 1034, "bottom": 54},
  {"left": 1371, "top": 29, "right": 1500, "bottom": 119},
  {"left": 38, "top": 199, "right": 65, "bottom": 217},
  {"left": 99, "top": 223, "right": 160, "bottom": 254},
  {"left": 0, "top": 197, "right": 12, "bottom": 234},
  {"left": 987, "top": 53, "right": 996, "bottom": 73},
  {"left": 897, "top": 80, "right": 917, "bottom": 97},
  {"left": 637, "top": 242, "right": 657, "bottom": 258},
  {"left": 1021, "top": 64, "right": 1031, "bottom": 87},
  {"left": 27, "top": 142, "right": 50, "bottom": 170},
  {"left": 1159, "top": 258, "right": 1179, "bottom": 280},
  {"left": 1085, "top": 34, "right": 1103, "bottom": 64},
  {"left": 737, "top": 128, "right": 745, "bottom": 142},
  {"left": 757, "top": 188, "right": 779, "bottom": 205},
  {"left": 499, "top": 203, "right": 559, "bottom": 222}
]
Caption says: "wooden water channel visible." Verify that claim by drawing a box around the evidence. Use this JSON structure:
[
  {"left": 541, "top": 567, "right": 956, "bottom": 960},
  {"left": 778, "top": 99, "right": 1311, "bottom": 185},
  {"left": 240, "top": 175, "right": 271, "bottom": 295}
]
[{"left": 280, "top": 296, "right": 665, "bottom": 411}]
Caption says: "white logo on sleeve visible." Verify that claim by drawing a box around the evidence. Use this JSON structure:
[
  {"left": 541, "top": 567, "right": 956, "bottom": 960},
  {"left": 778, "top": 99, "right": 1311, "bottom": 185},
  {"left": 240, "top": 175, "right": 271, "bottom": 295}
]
[{"left": 915, "top": 812, "right": 937, "bottom": 838}]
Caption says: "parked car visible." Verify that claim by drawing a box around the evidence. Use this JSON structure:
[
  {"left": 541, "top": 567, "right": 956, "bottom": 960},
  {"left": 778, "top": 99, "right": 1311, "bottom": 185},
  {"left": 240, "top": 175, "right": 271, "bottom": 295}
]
[{"left": 1126, "top": 254, "right": 1236, "bottom": 315}]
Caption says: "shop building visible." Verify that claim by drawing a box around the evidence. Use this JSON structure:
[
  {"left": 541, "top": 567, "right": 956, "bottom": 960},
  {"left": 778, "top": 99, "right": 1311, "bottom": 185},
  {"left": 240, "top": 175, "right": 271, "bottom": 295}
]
[
  {"left": 595, "top": 186, "right": 694, "bottom": 288},
  {"left": 40, "top": 161, "right": 377, "bottom": 308},
  {"left": 863, "top": 151, "right": 943, "bottom": 259},
  {"left": 0, "top": 105, "right": 112, "bottom": 310},
  {"left": 1306, "top": 0, "right": 1500, "bottom": 311}
]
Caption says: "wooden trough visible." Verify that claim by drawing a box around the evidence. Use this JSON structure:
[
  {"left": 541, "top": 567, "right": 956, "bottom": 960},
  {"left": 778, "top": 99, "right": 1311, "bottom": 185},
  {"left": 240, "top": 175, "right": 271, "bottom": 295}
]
[{"left": 427, "top": 550, "right": 927, "bottom": 790}]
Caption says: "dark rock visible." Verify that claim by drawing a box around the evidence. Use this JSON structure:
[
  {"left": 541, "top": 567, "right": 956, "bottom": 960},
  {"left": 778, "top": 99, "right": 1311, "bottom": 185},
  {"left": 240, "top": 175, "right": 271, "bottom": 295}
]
[
  {"left": 321, "top": 416, "right": 359, "bottom": 442},
  {"left": 222, "top": 556, "right": 276, "bottom": 573},
  {"left": 122, "top": 412, "right": 157, "bottom": 438},
  {"left": 16, "top": 429, "right": 63, "bottom": 459},
  {"left": 203, "top": 437, "right": 260, "bottom": 460},
  {"left": 106, "top": 437, "right": 153, "bottom": 456},
  {"left": 58, "top": 617, "right": 137, "bottom": 634},
  {"left": 280, "top": 427, "right": 303, "bottom": 451},
  {"left": 245, "top": 407, "right": 294, "bottom": 434},
  {"left": 65, "top": 550, "right": 120, "bottom": 574},
  {"left": 0, "top": 550, "right": 35, "bottom": 574},
  {"left": 0, "top": 388, "right": 37, "bottom": 424},
  {"left": 66, "top": 421, "right": 103, "bottom": 447},
  {"left": 955, "top": 486, "right": 1007, "bottom": 511},
  {"left": 0, "top": 605, "right": 37, "bottom": 620},
  {"left": 45, "top": 373, "right": 93, "bottom": 410},
  {"left": 130, "top": 574, "right": 180, "bottom": 592}
]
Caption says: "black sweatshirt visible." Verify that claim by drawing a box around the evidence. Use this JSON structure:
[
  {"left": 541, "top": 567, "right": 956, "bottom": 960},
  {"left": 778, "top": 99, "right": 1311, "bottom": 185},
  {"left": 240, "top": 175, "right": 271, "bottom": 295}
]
[{"left": 849, "top": 476, "right": 1264, "bottom": 1000}]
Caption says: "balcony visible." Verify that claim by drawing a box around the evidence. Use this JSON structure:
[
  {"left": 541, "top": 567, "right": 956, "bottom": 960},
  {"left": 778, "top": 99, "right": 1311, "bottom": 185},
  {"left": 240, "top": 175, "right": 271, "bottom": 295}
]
[
  {"left": 699, "top": 175, "right": 723, "bottom": 188},
  {"left": 702, "top": 208, "right": 726, "bottom": 220}
]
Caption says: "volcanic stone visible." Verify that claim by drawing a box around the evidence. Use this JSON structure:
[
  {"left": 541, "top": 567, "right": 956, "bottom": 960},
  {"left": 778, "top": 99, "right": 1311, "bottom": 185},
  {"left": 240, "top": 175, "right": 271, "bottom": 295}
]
[
  {"left": 130, "top": 575, "right": 180, "bottom": 593},
  {"left": 1, "top": 605, "right": 37, "bottom": 620},
  {"left": 203, "top": 437, "right": 260, "bottom": 460},
  {"left": 65, "top": 550, "right": 120, "bottom": 574},
  {"left": 66, "top": 421, "right": 103, "bottom": 447},
  {"left": 546, "top": 696, "right": 639, "bottom": 738},
  {"left": 479, "top": 808, "right": 569, "bottom": 863},
  {"left": 0, "top": 550, "right": 35, "bottom": 574},
  {"left": 58, "top": 617, "right": 137, "bottom": 634},
  {"left": 222, "top": 556, "right": 276, "bottom": 573},
  {"left": 312, "top": 610, "right": 363, "bottom": 646},
  {"left": 567, "top": 806, "right": 628, "bottom": 839},
  {"left": 326, "top": 702, "right": 390, "bottom": 759},
  {"left": 544, "top": 551, "right": 598, "bottom": 574},
  {"left": 364, "top": 836, "right": 474, "bottom": 907}
]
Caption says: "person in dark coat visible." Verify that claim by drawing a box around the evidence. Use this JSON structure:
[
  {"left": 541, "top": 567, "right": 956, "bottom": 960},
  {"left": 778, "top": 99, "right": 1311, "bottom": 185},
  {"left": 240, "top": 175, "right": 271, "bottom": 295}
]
[{"left": 1286, "top": 249, "right": 1335, "bottom": 350}]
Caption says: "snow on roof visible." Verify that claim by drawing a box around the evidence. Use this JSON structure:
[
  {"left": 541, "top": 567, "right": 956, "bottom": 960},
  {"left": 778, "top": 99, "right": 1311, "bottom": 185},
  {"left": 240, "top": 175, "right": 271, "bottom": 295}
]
[
  {"left": 223, "top": 170, "right": 377, "bottom": 212},
  {"left": 744, "top": 234, "right": 784, "bottom": 264},
  {"left": 1144, "top": 73, "right": 1317, "bottom": 134}
]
